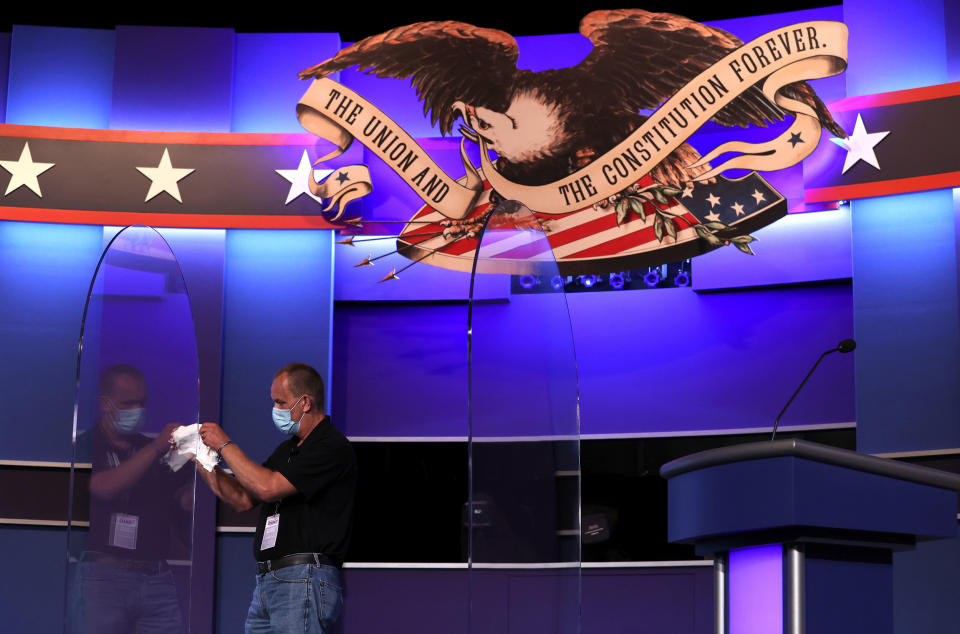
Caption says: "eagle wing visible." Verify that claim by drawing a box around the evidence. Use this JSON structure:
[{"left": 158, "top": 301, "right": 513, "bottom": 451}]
[
  {"left": 577, "top": 9, "right": 845, "bottom": 137},
  {"left": 299, "top": 22, "right": 521, "bottom": 135}
]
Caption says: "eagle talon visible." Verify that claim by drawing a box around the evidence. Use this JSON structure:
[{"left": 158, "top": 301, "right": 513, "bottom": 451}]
[{"left": 439, "top": 215, "right": 490, "bottom": 241}]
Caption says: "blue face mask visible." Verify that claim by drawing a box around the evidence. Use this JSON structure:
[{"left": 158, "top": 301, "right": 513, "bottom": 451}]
[
  {"left": 113, "top": 407, "right": 145, "bottom": 434},
  {"left": 272, "top": 395, "right": 306, "bottom": 435}
]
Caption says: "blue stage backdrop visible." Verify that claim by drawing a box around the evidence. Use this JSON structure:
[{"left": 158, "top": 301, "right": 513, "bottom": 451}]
[{"left": 2, "top": 3, "right": 956, "bottom": 632}]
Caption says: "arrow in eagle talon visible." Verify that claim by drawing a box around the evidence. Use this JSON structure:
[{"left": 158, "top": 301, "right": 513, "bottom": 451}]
[
  {"left": 355, "top": 256, "right": 373, "bottom": 267},
  {"left": 379, "top": 269, "right": 399, "bottom": 282}
]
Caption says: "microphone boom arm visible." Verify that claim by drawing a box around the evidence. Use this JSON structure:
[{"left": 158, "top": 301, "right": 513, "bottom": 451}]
[{"left": 771, "top": 347, "right": 838, "bottom": 441}]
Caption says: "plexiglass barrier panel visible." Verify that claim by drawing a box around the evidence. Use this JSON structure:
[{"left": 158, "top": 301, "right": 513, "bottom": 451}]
[
  {"left": 66, "top": 226, "right": 199, "bottom": 633},
  {"left": 468, "top": 203, "right": 581, "bottom": 633}
]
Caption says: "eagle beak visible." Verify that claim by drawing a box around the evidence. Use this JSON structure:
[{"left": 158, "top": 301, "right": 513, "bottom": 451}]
[
  {"left": 453, "top": 101, "right": 481, "bottom": 143},
  {"left": 458, "top": 124, "right": 480, "bottom": 143}
]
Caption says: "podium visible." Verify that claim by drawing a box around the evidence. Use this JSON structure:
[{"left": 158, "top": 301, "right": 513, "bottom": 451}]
[{"left": 660, "top": 440, "right": 960, "bottom": 634}]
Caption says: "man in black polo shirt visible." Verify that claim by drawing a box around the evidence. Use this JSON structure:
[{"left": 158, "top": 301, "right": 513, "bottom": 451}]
[
  {"left": 70, "top": 364, "right": 192, "bottom": 633},
  {"left": 197, "top": 363, "right": 356, "bottom": 633}
]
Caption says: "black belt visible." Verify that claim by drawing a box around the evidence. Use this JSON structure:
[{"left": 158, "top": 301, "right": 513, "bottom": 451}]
[
  {"left": 81, "top": 552, "right": 169, "bottom": 575},
  {"left": 257, "top": 552, "right": 337, "bottom": 574}
]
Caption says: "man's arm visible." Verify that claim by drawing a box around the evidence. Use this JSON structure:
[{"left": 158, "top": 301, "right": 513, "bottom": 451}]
[
  {"left": 89, "top": 423, "right": 177, "bottom": 501},
  {"left": 199, "top": 423, "right": 297, "bottom": 505},
  {"left": 195, "top": 465, "right": 260, "bottom": 512}
]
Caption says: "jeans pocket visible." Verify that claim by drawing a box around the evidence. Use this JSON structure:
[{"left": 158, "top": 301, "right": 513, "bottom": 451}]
[
  {"left": 311, "top": 564, "right": 343, "bottom": 592},
  {"left": 269, "top": 563, "right": 311, "bottom": 583}
]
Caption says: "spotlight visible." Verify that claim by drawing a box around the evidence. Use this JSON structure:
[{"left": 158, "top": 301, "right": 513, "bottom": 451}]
[
  {"left": 550, "top": 275, "right": 566, "bottom": 291},
  {"left": 608, "top": 272, "right": 625, "bottom": 290},
  {"left": 578, "top": 274, "right": 598, "bottom": 288},
  {"left": 519, "top": 275, "right": 538, "bottom": 290},
  {"left": 643, "top": 269, "right": 661, "bottom": 287},
  {"left": 673, "top": 270, "right": 690, "bottom": 287}
]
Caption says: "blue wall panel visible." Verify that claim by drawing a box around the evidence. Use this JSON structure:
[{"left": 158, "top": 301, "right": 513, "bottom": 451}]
[
  {"left": 694, "top": 207, "right": 852, "bottom": 291},
  {"left": 0, "top": 33, "right": 10, "bottom": 123},
  {"left": 333, "top": 235, "right": 508, "bottom": 301},
  {"left": 334, "top": 282, "right": 855, "bottom": 438},
  {"left": 842, "top": 3, "right": 958, "bottom": 632},
  {"left": 948, "top": 0, "right": 960, "bottom": 82},
  {"left": 845, "top": 0, "right": 948, "bottom": 96},
  {"left": 6, "top": 26, "right": 115, "bottom": 128},
  {"left": 571, "top": 285, "right": 854, "bottom": 436},
  {"left": 332, "top": 302, "right": 468, "bottom": 438},
  {"left": 0, "top": 525, "right": 69, "bottom": 633},
  {"left": 155, "top": 227, "right": 226, "bottom": 631},
  {"left": 110, "top": 26, "right": 235, "bottom": 132},
  {"left": 894, "top": 536, "right": 960, "bottom": 634},
  {"left": 154, "top": 228, "right": 226, "bottom": 425},
  {"left": 213, "top": 564, "right": 713, "bottom": 634},
  {"left": 221, "top": 229, "right": 335, "bottom": 460},
  {"left": 215, "top": 532, "right": 256, "bottom": 634},
  {"left": 851, "top": 189, "right": 960, "bottom": 453},
  {"left": 232, "top": 33, "right": 341, "bottom": 133},
  {"left": 0, "top": 221, "right": 104, "bottom": 461}
]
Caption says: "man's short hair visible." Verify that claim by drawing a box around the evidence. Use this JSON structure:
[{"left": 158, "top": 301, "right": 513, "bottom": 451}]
[
  {"left": 275, "top": 363, "right": 325, "bottom": 412},
  {"left": 99, "top": 364, "right": 145, "bottom": 397}
]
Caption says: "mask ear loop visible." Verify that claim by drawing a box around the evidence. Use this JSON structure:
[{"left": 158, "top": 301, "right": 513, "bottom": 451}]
[{"left": 292, "top": 395, "right": 308, "bottom": 426}]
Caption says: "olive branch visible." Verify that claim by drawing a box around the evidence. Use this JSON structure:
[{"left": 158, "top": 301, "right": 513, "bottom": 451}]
[{"left": 611, "top": 184, "right": 757, "bottom": 255}]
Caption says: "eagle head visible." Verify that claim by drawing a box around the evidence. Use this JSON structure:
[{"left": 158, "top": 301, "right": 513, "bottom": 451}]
[{"left": 454, "top": 89, "right": 570, "bottom": 166}]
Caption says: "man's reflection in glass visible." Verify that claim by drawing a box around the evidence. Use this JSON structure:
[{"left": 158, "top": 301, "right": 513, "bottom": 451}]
[{"left": 69, "top": 364, "right": 192, "bottom": 634}]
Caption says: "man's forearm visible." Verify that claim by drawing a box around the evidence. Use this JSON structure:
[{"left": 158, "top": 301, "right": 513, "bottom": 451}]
[
  {"left": 219, "top": 443, "right": 291, "bottom": 503},
  {"left": 197, "top": 464, "right": 257, "bottom": 512},
  {"left": 89, "top": 442, "right": 162, "bottom": 500}
]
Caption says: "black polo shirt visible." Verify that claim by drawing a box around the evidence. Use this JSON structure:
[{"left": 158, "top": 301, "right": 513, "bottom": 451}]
[
  {"left": 77, "top": 425, "right": 193, "bottom": 560},
  {"left": 253, "top": 416, "right": 356, "bottom": 567}
]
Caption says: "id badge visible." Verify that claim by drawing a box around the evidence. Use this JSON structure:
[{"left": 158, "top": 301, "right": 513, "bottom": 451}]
[
  {"left": 260, "top": 514, "right": 279, "bottom": 550},
  {"left": 108, "top": 513, "right": 139, "bottom": 550}
]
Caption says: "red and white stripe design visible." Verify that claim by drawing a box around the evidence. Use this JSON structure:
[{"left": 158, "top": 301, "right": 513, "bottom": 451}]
[{"left": 398, "top": 175, "right": 702, "bottom": 275}]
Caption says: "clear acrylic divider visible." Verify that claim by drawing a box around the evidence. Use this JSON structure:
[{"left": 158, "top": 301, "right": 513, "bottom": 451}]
[
  {"left": 65, "top": 226, "right": 200, "bottom": 633},
  {"left": 467, "top": 202, "right": 581, "bottom": 633}
]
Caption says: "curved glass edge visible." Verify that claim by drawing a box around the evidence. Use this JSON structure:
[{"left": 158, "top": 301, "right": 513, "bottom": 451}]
[
  {"left": 467, "top": 203, "right": 582, "bottom": 633},
  {"left": 65, "top": 226, "right": 200, "bottom": 634}
]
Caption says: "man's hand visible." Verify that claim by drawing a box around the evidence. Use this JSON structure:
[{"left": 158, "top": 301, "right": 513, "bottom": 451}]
[
  {"left": 153, "top": 422, "right": 179, "bottom": 454},
  {"left": 199, "top": 422, "right": 230, "bottom": 452},
  {"left": 194, "top": 423, "right": 282, "bottom": 511}
]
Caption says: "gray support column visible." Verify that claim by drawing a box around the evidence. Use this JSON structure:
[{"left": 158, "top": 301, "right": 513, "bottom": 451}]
[
  {"left": 786, "top": 544, "right": 805, "bottom": 634},
  {"left": 714, "top": 553, "right": 727, "bottom": 634}
]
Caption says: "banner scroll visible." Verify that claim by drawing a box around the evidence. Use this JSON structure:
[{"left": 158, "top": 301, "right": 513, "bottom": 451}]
[{"left": 297, "top": 20, "right": 848, "bottom": 218}]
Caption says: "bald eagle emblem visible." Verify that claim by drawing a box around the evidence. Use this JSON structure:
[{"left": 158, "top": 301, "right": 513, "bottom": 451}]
[{"left": 298, "top": 10, "right": 848, "bottom": 276}]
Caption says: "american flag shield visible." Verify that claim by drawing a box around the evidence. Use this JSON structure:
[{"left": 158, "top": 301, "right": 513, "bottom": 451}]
[{"left": 398, "top": 171, "right": 787, "bottom": 276}]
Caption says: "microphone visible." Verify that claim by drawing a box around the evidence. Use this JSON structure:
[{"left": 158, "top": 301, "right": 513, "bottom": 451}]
[
  {"left": 771, "top": 339, "right": 856, "bottom": 441},
  {"left": 837, "top": 338, "right": 856, "bottom": 353}
]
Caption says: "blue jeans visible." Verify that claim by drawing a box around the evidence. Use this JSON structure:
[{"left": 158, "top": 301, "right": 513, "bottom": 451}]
[
  {"left": 68, "top": 560, "right": 183, "bottom": 633},
  {"left": 245, "top": 563, "right": 343, "bottom": 633}
]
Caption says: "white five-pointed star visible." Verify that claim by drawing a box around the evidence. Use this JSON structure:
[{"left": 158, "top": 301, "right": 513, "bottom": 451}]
[
  {"left": 751, "top": 189, "right": 766, "bottom": 205},
  {"left": 830, "top": 113, "right": 890, "bottom": 174},
  {"left": 276, "top": 150, "right": 333, "bottom": 205},
  {"left": 731, "top": 202, "right": 746, "bottom": 216},
  {"left": 1, "top": 142, "right": 55, "bottom": 197},
  {"left": 136, "top": 148, "right": 195, "bottom": 203},
  {"left": 704, "top": 210, "right": 721, "bottom": 222},
  {"left": 706, "top": 193, "right": 721, "bottom": 207},
  {"left": 681, "top": 185, "right": 694, "bottom": 198}
]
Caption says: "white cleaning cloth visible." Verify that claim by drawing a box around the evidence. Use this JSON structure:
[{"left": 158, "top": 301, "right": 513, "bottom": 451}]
[{"left": 163, "top": 423, "right": 219, "bottom": 473}]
